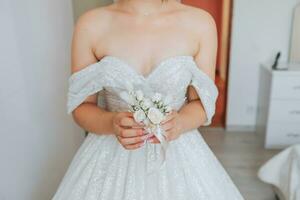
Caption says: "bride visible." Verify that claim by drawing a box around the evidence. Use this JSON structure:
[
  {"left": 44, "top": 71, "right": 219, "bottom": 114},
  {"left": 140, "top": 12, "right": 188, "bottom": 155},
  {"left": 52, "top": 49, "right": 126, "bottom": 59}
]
[{"left": 53, "top": 0, "right": 244, "bottom": 199}]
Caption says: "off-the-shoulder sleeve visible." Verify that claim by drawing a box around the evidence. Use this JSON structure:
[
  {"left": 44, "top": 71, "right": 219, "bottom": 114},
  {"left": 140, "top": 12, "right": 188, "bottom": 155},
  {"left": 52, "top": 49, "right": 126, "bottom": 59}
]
[
  {"left": 188, "top": 64, "right": 219, "bottom": 126},
  {"left": 67, "top": 62, "right": 106, "bottom": 114}
]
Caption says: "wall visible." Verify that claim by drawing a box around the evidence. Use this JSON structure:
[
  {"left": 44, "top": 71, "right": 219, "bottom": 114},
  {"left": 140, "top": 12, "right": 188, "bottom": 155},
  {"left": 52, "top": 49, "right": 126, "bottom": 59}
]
[
  {"left": 0, "top": 0, "right": 84, "bottom": 199},
  {"left": 73, "top": 0, "right": 112, "bottom": 21},
  {"left": 226, "top": 0, "right": 300, "bottom": 128}
]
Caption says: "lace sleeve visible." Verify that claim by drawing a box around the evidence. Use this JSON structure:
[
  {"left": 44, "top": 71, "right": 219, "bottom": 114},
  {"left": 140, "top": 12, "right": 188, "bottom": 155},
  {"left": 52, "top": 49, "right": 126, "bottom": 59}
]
[
  {"left": 188, "top": 63, "right": 219, "bottom": 126},
  {"left": 67, "top": 62, "right": 106, "bottom": 114}
]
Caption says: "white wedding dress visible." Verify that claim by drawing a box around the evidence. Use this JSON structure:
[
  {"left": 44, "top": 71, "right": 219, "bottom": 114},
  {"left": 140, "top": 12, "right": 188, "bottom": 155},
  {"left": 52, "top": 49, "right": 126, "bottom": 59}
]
[{"left": 52, "top": 55, "right": 244, "bottom": 200}]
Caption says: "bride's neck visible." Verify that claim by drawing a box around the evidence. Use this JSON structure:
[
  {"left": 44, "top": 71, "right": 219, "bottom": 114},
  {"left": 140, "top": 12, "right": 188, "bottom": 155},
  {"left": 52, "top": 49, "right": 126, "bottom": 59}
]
[{"left": 117, "top": 0, "right": 175, "bottom": 15}]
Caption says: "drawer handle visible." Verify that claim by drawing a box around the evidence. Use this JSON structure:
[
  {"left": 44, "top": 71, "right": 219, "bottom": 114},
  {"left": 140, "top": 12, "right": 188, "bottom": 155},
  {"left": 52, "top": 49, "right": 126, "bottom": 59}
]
[
  {"left": 286, "top": 133, "right": 300, "bottom": 138},
  {"left": 289, "top": 110, "right": 300, "bottom": 115}
]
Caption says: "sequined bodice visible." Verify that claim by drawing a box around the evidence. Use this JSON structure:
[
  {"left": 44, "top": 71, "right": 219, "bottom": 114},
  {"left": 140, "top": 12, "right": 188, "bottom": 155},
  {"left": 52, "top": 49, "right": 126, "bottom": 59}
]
[{"left": 67, "top": 55, "right": 218, "bottom": 126}]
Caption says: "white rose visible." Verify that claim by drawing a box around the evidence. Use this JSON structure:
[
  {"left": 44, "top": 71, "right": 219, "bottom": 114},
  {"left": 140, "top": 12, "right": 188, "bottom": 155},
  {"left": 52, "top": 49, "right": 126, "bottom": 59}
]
[
  {"left": 151, "top": 93, "right": 162, "bottom": 102},
  {"left": 135, "top": 90, "right": 144, "bottom": 101},
  {"left": 147, "top": 107, "right": 165, "bottom": 124},
  {"left": 143, "top": 118, "right": 151, "bottom": 126},
  {"left": 133, "top": 110, "right": 146, "bottom": 123},
  {"left": 120, "top": 91, "right": 136, "bottom": 105},
  {"left": 142, "top": 98, "right": 152, "bottom": 110}
]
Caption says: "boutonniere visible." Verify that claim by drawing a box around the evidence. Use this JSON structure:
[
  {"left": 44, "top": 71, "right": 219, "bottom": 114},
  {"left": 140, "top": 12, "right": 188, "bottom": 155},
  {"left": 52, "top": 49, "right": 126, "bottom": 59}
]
[
  {"left": 119, "top": 82, "right": 173, "bottom": 173},
  {"left": 120, "top": 84, "right": 172, "bottom": 128}
]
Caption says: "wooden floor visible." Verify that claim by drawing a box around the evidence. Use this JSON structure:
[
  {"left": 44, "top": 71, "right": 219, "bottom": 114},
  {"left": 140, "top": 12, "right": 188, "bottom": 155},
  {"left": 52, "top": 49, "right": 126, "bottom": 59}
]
[{"left": 200, "top": 128, "right": 281, "bottom": 200}]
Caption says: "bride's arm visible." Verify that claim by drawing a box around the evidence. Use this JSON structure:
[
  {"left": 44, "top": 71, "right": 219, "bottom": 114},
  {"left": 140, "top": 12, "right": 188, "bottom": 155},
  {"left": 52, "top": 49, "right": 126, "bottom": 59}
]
[
  {"left": 70, "top": 13, "right": 116, "bottom": 135},
  {"left": 149, "top": 12, "right": 218, "bottom": 143},
  {"left": 179, "top": 12, "right": 218, "bottom": 131},
  {"left": 69, "top": 12, "right": 147, "bottom": 150}
]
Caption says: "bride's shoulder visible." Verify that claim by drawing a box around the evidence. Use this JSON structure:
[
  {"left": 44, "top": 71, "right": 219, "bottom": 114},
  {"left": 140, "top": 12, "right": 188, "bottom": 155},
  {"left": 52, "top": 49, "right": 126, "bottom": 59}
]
[
  {"left": 74, "top": 5, "right": 115, "bottom": 34},
  {"left": 176, "top": 3, "right": 217, "bottom": 33}
]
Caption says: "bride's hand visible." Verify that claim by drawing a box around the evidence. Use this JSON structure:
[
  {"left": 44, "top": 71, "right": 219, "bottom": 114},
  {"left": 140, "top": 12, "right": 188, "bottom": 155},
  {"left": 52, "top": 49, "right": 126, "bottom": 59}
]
[
  {"left": 148, "top": 110, "right": 184, "bottom": 144},
  {"left": 112, "top": 112, "right": 148, "bottom": 150}
]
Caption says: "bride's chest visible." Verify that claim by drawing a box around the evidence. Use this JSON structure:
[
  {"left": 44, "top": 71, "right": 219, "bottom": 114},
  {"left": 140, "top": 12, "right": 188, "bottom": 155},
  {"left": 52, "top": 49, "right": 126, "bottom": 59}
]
[
  {"left": 94, "top": 25, "right": 199, "bottom": 74},
  {"left": 67, "top": 55, "right": 217, "bottom": 114},
  {"left": 96, "top": 56, "right": 194, "bottom": 111},
  {"left": 98, "top": 56, "right": 194, "bottom": 97}
]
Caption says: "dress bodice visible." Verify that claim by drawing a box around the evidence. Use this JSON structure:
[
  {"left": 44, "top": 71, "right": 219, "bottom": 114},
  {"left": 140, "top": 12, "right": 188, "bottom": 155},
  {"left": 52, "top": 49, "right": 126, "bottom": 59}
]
[
  {"left": 67, "top": 55, "right": 218, "bottom": 126},
  {"left": 53, "top": 56, "right": 245, "bottom": 200}
]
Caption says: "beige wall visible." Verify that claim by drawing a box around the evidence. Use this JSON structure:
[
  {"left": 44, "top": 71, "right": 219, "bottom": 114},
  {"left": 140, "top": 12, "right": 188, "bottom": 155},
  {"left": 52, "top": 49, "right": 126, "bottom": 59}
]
[
  {"left": 290, "top": 4, "right": 300, "bottom": 63},
  {"left": 72, "top": 0, "right": 113, "bottom": 21}
]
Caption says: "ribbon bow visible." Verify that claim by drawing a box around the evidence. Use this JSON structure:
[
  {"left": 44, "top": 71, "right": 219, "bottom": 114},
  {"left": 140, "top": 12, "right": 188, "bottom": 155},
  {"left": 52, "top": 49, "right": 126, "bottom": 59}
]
[{"left": 145, "top": 124, "right": 169, "bottom": 175}]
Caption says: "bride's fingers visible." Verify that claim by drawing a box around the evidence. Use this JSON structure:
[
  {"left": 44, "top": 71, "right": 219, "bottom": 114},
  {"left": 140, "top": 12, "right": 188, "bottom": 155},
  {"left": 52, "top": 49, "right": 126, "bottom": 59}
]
[
  {"left": 117, "top": 128, "right": 145, "bottom": 138},
  {"left": 148, "top": 136, "right": 160, "bottom": 143},
  {"left": 149, "top": 130, "right": 174, "bottom": 143},
  {"left": 118, "top": 134, "right": 148, "bottom": 145},
  {"left": 119, "top": 116, "right": 144, "bottom": 128},
  {"left": 124, "top": 141, "right": 145, "bottom": 150}
]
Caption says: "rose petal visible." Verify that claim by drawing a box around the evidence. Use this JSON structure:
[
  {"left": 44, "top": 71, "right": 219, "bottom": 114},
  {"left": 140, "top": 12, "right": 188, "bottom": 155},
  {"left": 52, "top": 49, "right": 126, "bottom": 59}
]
[
  {"left": 133, "top": 110, "right": 146, "bottom": 123},
  {"left": 148, "top": 107, "right": 164, "bottom": 124}
]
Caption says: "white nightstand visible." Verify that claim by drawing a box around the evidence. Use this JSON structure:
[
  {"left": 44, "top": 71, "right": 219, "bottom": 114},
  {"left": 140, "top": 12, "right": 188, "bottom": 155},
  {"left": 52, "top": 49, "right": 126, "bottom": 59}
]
[{"left": 256, "top": 63, "right": 300, "bottom": 149}]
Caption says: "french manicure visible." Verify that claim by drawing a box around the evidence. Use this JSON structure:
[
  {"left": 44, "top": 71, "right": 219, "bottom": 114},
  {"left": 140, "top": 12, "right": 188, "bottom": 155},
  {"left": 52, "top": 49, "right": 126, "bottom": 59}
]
[
  {"left": 147, "top": 133, "right": 154, "bottom": 137},
  {"left": 141, "top": 135, "right": 149, "bottom": 140},
  {"left": 148, "top": 138, "right": 154, "bottom": 143},
  {"left": 136, "top": 129, "right": 143, "bottom": 135},
  {"left": 139, "top": 142, "right": 145, "bottom": 147}
]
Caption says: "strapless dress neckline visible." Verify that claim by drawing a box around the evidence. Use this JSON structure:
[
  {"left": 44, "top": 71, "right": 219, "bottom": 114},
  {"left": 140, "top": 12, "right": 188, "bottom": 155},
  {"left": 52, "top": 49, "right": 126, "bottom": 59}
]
[
  {"left": 99, "top": 55, "right": 194, "bottom": 80},
  {"left": 69, "top": 55, "right": 216, "bottom": 86}
]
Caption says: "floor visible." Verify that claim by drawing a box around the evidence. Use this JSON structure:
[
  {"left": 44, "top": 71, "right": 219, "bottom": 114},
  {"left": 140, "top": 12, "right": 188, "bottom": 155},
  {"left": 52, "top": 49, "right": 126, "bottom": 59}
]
[{"left": 200, "top": 128, "right": 281, "bottom": 200}]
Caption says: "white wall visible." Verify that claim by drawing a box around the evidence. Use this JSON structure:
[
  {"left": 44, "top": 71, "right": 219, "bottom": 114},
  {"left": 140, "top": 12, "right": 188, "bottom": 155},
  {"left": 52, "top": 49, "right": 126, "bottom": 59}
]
[
  {"left": 0, "top": 1, "right": 84, "bottom": 199},
  {"left": 226, "top": 0, "right": 300, "bottom": 128},
  {"left": 73, "top": 0, "right": 112, "bottom": 20}
]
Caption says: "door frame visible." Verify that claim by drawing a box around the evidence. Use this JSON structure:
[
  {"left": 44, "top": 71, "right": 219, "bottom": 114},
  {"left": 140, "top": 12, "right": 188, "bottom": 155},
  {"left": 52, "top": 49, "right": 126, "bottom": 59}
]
[{"left": 222, "top": 0, "right": 233, "bottom": 128}]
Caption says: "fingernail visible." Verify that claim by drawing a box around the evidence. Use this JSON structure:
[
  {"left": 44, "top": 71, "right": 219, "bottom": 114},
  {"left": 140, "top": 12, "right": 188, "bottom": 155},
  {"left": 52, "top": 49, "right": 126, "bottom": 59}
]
[
  {"left": 148, "top": 138, "right": 154, "bottom": 143},
  {"left": 148, "top": 133, "right": 154, "bottom": 137},
  {"left": 141, "top": 135, "right": 149, "bottom": 140},
  {"left": 137, "top": 130, "right": 142, "bottom": 135},
  {"left": 140, "top": 142, "right": 145, "bottom": 147}
]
